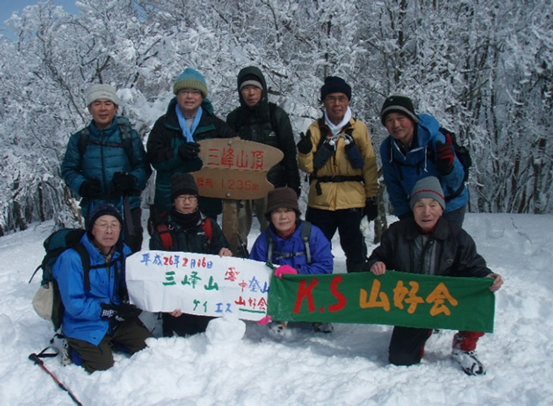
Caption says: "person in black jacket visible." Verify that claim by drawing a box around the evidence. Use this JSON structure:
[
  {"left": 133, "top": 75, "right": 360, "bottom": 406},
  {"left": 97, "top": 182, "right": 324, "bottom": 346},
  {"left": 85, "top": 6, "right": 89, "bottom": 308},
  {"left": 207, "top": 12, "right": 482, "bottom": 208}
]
[
  {"left": 226, "top": 66, "right": 301, "bottom": 256},
  {"left": 150, "top": 173, "right": 232, "bottom": 337},
  {"left": 366, "top": 176, "right": 503, "bottom": 376},
  {"left": 147, "top": 68, "right": 235, "bottom": 220}
]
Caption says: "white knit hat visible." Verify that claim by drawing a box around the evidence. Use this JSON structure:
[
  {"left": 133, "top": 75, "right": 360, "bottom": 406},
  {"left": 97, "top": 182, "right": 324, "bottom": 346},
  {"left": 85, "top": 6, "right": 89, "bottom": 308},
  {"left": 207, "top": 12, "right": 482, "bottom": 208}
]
[{"left": 85, "top": 84, "right": 119, "bottom": 106}]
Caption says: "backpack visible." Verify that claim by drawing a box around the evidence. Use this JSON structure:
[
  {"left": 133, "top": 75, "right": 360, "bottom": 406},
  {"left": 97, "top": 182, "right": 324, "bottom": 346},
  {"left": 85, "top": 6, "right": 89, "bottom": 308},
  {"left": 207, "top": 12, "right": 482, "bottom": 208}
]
[
  {"left": 265, "top": 221, "right": 312, "bottom": 264},
  {"left": 155, "top": 217, "right": 214, "bottom": 251},
  {"left": 78, "top": 116, "right": 134, "bottom": 165},
  {"left": 438, "top": 127, "right": 472, "bottom": 201},
  {"left": 29, "top": 229, "right": 123, "bottom": 331}
]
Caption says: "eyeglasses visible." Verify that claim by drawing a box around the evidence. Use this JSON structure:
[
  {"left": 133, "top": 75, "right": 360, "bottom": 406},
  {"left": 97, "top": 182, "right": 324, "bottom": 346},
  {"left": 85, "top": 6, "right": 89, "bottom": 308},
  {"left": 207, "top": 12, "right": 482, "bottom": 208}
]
[
  {"left": 94, "top": 222, "right": 121, "bottom": 230},
  {"left": 178, "top": 89, "right": 202, "bottom": 96},
  {"left": 176, "top": 195, "right": 198, "bottom": 202},
  {"left": 325, "top": 95, "right": 349, "bottom": 103}
]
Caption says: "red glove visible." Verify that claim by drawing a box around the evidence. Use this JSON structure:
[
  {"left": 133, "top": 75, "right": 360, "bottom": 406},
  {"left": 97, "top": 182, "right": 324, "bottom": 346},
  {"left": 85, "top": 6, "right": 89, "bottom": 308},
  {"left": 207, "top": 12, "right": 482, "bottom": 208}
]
[
  {"left": 274, "top": 265, "right": 298, "bottom": 279},
  {"left": 436, "top": 134, "right": 455, "bottom": 175}
]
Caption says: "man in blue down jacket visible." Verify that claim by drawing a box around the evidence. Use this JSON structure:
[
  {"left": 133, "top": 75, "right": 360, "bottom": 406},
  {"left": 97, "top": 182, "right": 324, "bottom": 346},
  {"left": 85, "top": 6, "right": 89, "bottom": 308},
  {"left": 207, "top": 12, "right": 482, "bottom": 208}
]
[
  {"left": 380, "top": 95, "right": 468, "bottom": 226},
  {"left": 53, "top": 204, "right": 152, "bottom": 373},
  {"left": 61, "top": 84, "right": 152, "bottom": 252}
]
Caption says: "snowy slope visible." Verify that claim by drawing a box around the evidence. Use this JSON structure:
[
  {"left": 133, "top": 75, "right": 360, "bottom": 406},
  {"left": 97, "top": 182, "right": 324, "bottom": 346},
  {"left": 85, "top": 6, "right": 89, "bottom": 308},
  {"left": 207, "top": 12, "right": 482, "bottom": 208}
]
[{"left": 1, "top": 213, "right": 552, "bottom": 406}]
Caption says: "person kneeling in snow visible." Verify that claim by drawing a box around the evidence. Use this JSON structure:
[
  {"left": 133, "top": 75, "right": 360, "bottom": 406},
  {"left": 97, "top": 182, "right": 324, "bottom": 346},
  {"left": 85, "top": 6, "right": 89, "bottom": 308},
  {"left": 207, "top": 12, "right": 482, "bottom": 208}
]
[
  {"left": 149, "top": 173, "right": 232, "bottom": 337},
  {"left": 53, "top": 204, "right": 152, "bottom": 373},
  {"left": 249, "top": 187, "right": 334, "bottom": 333},
  {"left": 365, "top": 176, "right": 503, "bottom": 375}
]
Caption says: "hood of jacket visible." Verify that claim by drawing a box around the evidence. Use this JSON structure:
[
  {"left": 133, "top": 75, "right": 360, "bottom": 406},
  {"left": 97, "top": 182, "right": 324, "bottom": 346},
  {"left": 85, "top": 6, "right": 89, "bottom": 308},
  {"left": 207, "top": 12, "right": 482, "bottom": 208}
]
[{"left": 236, "top": 66, "right": 270, "bottom": 120}]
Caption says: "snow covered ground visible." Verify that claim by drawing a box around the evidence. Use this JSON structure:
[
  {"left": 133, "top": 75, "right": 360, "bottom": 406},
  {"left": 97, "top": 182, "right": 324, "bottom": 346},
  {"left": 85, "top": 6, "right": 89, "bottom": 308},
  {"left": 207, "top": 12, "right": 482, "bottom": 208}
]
[{"left": 1, "top": 213, "right": 552, "bottom": 405}]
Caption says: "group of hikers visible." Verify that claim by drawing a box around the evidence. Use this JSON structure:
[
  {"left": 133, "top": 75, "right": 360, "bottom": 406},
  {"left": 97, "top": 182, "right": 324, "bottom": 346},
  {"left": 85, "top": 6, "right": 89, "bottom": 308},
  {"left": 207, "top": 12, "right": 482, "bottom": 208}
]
[{"left": 53, "top": 66, "right": 503, "bottom": 376}]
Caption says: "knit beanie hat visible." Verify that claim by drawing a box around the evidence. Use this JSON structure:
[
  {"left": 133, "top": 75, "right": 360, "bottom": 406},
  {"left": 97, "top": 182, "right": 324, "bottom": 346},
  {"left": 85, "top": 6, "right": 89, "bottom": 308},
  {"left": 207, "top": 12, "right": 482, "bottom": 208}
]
[
  {"left": 85, "top": 84, "right": 119, "bottom": 106},
  {"left": 239, "top": 73, "right": 263, "bottom": 91},
  {"left": 410, "top": 176, "right": 445, "bottom": 210},
  {"left": 87, "top": 203, "right": 124, "bottom": 236},
  {"left": 264, "top": 187, "right": 301, "bottom": 220},
  {"left": 320, "top": 76, "right": 352, "bottom": 101},
  {"left": 170, "top": 172, "right": 199, "bottom": 201},
  {"left": 380, "top": 94, "right": 419, "bottom": 125},
  {"left": 173, "top": 68, "right": 208, "bottom": 97}
]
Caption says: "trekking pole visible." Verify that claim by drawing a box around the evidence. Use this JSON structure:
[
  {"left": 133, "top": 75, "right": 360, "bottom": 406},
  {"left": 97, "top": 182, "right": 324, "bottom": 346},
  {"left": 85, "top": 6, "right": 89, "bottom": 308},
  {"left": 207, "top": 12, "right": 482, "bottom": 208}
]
[{"left": 28, "top": 353, "right": 83, "bottom": 406}]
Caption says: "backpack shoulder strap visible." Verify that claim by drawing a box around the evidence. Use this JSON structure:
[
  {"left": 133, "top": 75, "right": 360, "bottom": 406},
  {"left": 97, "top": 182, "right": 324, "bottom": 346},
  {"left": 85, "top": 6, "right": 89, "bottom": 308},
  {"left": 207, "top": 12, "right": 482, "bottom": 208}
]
[
  {"left": 156, "top": 223, "right": 173, "bottom": 250},
  {"left": 300, "top": 221, "right": 312, "bottom": 264},
  {"left": 117, "top": 117, "right": 134, "bottom": 166},
  {"left": 264, "top": 229, "right": 274, "bottom": 263},
  {"left": 77, "top": 128, "right": 90, "bottom": 158},
  {"left": 202, "top": 218, "right": 213, "bottom": 248},
  {"left": 72, "top": 243, "right": 92, "bottom": 291}
]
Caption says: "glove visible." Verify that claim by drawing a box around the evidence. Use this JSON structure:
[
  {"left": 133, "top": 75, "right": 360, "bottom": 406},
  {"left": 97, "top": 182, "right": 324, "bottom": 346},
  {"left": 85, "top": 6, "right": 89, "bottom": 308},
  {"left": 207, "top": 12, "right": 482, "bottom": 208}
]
[
  {"left": 296, "top": 132, "right": 313, "bottom": 154},
  {"left": 79, "top": 179, "right": 102, "bottom": 199},
  {"left": 112, "top": 172, "right": 137, "bottom": 195},
  {"left": 178, "top": 142, "right": 201, "bottom": 160},
  {"left": 364, "top": 198, "right": 378, "bottom": 222},
  {"left": 436, "top": 134, "right": 455, "bottom": 175},
  {"left": 274, "top": 264, "right": 298, "bottom": 279},
  {"left": 100, "top": 303, "right": 142, "bottom": 322}
]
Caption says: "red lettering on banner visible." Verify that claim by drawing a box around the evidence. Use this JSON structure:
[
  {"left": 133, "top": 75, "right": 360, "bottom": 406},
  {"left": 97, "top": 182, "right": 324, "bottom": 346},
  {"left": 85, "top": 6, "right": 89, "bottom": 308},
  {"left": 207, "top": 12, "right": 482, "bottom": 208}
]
[
  {"left": 328, "top": 275, "right": 347, "bottom": 312},
  {"left": 293, "top": 278, "right": 319, "bottom": 314}
]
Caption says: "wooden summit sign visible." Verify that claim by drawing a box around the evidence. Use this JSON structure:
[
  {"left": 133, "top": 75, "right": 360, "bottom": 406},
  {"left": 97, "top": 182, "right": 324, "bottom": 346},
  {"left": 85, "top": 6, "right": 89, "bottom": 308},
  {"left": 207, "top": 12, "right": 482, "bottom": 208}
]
[{"left": 192, "top": 138, "right": 284, "bottom": 200}]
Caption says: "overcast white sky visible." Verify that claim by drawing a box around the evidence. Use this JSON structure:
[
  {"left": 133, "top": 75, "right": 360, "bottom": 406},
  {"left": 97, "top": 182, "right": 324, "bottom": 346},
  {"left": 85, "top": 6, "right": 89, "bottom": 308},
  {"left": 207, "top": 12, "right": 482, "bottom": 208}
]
[{"left": 0, "top": 0, "right": 78, "bottom": 37}]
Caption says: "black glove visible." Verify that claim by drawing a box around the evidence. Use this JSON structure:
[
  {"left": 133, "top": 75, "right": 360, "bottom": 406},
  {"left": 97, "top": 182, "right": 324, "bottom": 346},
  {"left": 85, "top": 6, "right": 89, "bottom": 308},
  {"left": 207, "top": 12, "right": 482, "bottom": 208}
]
[
  {"left": 436, "top": 134, "right": 455, "bottom": 175},
  {"left": 100, "top": 303, "right": 142, "bottom": 322},
  {"left": 178, "top": 142, "right": 201, "bottom": 160},
  {"left": 296, "top": 132, "right": 313, "bottom": 154},
  {"left": 79, "top": 179, "right": 103, "bottom": 199},
  {"left": 364, "top": 198, "right": 378, "bottom": 222},
  {"left": 112, "top": 172, "right": 137, "bottom": 195}
]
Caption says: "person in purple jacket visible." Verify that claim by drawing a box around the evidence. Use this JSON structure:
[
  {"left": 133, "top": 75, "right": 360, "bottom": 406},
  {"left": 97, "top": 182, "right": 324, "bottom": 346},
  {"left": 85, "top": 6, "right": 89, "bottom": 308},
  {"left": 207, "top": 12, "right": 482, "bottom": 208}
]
[{"left": 249, "top": 187, "right": 333, "bottom": 333}]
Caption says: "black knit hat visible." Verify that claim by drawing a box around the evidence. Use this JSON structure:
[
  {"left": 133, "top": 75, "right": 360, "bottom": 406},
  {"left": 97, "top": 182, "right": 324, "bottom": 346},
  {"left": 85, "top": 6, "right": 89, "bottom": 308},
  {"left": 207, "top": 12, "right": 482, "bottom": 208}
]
[
  {"left": 87, "top": 203, "right": 124, "bottom": 236},
  {"left": 264, "top": 187, "right": 301, "bottom": 220},
  {"left": 320, "top": 76, "right": 352, "bottom": 101},
  {"left": 380, "top": 94, "right": 419, "bottom": 125},
  {"left": 171, "top": 172, "right": 199, "bottom": 201}
]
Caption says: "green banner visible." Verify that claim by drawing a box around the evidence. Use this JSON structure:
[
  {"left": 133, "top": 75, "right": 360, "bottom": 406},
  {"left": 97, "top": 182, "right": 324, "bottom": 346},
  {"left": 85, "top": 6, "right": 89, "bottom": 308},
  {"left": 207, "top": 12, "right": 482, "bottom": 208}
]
[{"left": 267, "top": 271, "right": 495, "bottom": 333}]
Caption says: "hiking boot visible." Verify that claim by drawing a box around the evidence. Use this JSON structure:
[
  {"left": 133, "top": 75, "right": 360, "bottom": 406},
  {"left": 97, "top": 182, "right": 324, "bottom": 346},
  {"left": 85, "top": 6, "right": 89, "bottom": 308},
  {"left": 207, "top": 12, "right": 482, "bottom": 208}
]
[
  {"left": 269, "top": 321, "right": 288, "bottom": 335},
  {"left": 313, "top": 322, "right": 334, "bottom": 333},
  {"left": 451, "top": 348, "right": 486, "bottom": 376}
]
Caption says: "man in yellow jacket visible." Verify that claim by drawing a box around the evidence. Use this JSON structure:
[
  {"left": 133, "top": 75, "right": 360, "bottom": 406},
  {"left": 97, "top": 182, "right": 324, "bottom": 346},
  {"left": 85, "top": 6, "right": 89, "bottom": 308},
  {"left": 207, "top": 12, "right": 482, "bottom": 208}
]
[{"left": 297, "top": 76, "right": 378, "bottom": 273}]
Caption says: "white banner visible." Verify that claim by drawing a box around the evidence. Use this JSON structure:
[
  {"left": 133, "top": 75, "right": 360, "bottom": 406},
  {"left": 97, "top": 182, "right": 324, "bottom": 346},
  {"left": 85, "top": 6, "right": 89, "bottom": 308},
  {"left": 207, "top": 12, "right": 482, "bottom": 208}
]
[{"left": 125, "top": 250, "right": 272, "bottom": 321}]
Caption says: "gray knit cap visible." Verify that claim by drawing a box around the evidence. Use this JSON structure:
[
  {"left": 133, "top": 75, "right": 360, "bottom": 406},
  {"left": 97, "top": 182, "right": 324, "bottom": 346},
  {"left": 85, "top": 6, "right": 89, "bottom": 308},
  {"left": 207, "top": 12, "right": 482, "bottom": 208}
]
[
  {"left": 410, "top": 176, "right": 445, "bottom": 210},
  {"left": 85, "top": 84, "right": 119, "bottom": 106}
]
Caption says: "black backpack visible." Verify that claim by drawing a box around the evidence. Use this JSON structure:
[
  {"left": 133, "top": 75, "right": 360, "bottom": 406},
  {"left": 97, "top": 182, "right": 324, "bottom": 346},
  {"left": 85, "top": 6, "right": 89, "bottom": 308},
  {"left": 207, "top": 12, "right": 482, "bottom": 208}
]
[
  {"left": 438, "top": 127, "right": 472, "bottom": 201},
  {"left": 29, "top": 229, "right": 123, "bottom": 331},
  {"left": 265, "top": 221, "right": 313, "bottom": 265}
]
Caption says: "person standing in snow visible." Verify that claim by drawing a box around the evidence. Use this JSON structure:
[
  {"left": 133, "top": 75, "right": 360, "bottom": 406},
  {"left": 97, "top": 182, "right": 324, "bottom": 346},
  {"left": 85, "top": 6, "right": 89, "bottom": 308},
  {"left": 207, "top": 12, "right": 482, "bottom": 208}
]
[
  {"left": 226, "top": 66, "right": 301, "bottom": 257},
  {"left": 365, "top": 177, "right": 503, "bottom": 375},
  {"left": 147, "top": 67, "right": 235, "bottom": 222},
  {"left": 53, "top": 204, "right": 152, "bottom": 373},
  {"left": 297, "top": 76, "right": 378, "bottom": 273},
  {"left": 249, "top": 187, "right": 333, "bottom": 333},
  {"left": 379, "top": 95, "right": 468, "bottom": 227},
  {"left": 150, "top": 173, "right": 232, "bottom": 337},
  {"left": 61, "top": 84, "right": 152, "bottom": 252}
]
